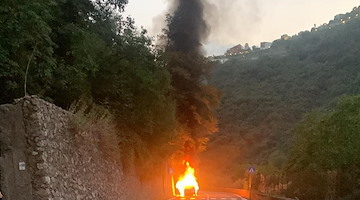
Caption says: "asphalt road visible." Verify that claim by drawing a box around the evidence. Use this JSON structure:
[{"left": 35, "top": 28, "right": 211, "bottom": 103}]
[{"left": 167, "top": 190, "right": 247, "bottom": 200}]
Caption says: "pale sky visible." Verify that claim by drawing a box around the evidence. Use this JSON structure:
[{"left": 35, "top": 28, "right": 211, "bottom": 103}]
[{"left": 124, "top": 0, "right": 360, "bottom": 55}]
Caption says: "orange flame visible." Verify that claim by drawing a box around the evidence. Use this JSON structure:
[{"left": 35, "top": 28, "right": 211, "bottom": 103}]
[{"left": 175, "top": 161, "right": 199, "bottom": 197}]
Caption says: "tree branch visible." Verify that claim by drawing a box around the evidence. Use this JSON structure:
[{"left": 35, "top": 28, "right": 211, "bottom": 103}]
[{"left": 24, "top": 43, "right": 37, "bottom": 96}]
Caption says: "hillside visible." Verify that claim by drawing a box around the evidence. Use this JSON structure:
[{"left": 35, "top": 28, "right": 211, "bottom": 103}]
[{"left": 199, "top": 6, "right": 360, "bottom": 187}]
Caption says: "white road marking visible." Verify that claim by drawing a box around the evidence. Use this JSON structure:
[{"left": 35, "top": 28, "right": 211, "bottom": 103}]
[{"left": 229, "top": 193, "right": 248, "bottom": 200}]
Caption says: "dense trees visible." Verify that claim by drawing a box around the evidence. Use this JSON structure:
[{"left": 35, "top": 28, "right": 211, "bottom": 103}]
[
  {"left": 0, "top": 0, "right": 129, "bottom": 106},
  {"left": 286, "top": 96, "right": 360, "bottom": 200},
  {"left": 0, "top": 0, "right": 55, "bottom": 101}
]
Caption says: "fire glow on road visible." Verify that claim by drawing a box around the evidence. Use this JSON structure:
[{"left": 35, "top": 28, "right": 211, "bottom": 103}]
[{"left": 167, "top": 190, "right": 247, "bottom": 200}]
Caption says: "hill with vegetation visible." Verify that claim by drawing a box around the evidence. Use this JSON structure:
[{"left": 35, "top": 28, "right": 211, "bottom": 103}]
[{"left": 199, "top": 5, "right": 360, "bottom": 190}]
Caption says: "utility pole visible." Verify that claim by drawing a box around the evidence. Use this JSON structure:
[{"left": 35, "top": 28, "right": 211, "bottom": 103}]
[{"left": 249, "top": 173, "right": 252, "bottom": 200}]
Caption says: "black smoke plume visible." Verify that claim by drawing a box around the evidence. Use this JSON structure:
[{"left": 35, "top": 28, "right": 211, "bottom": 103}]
[
  {"left": 167, "top": 0, "right": 209, "bottom": 54},
  {"left": 164, "top": 0, "right": 219, "bottom": 155}
]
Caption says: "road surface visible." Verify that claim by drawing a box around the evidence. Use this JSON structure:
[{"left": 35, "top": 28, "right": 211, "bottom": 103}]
[{"left": 167, "top": 190, "right": 247, "bottom": 200}]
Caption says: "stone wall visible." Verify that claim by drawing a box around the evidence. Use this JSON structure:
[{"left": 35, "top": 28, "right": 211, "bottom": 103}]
[
  {"left": 0, "top": 96, "right": 163, "bottom": 200},
  {"left": 0, "top": 102, "right": 33, "bottom": 200}
]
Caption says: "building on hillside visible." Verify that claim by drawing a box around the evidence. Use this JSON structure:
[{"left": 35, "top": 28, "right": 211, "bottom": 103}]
[
  {"left": 260, "top": 42, "right": 272, "bottom": 50},
  {"left": 225, "top": 44, "right": 251, "bottom": 56}
]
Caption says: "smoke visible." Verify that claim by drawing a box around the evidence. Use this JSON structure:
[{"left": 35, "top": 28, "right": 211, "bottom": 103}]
[
  {"left": 162, "top": 0, "right": 262, "bottom": 54},
  {"left": 203, "top": 0, "right": 262, "bottom": 46},
  {"left": 167, "top": 0, "right": 209, "bottom": 53}
]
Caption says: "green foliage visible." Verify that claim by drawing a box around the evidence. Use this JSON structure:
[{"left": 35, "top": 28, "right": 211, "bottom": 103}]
[
  {"left": 0, "top": 0, "right": 56, "bottom": 101},
  {"left": 288, "top": 96, "right": 360, "bottom": 171},
  {"left": 285, "top": 95, "right": 360, "bottom": 199}
]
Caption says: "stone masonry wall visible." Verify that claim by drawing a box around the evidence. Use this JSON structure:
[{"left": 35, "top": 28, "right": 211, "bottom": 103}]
[{"left": 0, "top": 96, "right": 163, "bottom": 200}]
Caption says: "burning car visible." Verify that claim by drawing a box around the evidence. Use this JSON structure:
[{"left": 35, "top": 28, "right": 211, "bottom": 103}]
[{"left": 175, "top": 161, "right": 199, "bottom": 197}]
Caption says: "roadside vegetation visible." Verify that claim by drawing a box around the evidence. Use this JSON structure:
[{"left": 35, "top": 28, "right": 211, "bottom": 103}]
[{"left": 285, "top": 95, "right": 360, "bottom": 199}]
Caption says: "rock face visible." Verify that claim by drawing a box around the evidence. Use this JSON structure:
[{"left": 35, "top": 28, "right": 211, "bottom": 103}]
[{"left": 0, "top": 96, "right": 162, "bottom": 200}]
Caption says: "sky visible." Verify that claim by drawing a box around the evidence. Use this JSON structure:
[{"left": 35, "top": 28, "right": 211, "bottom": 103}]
[{"left": 124, "top": 0, "right": 360, "bottom": 55}]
